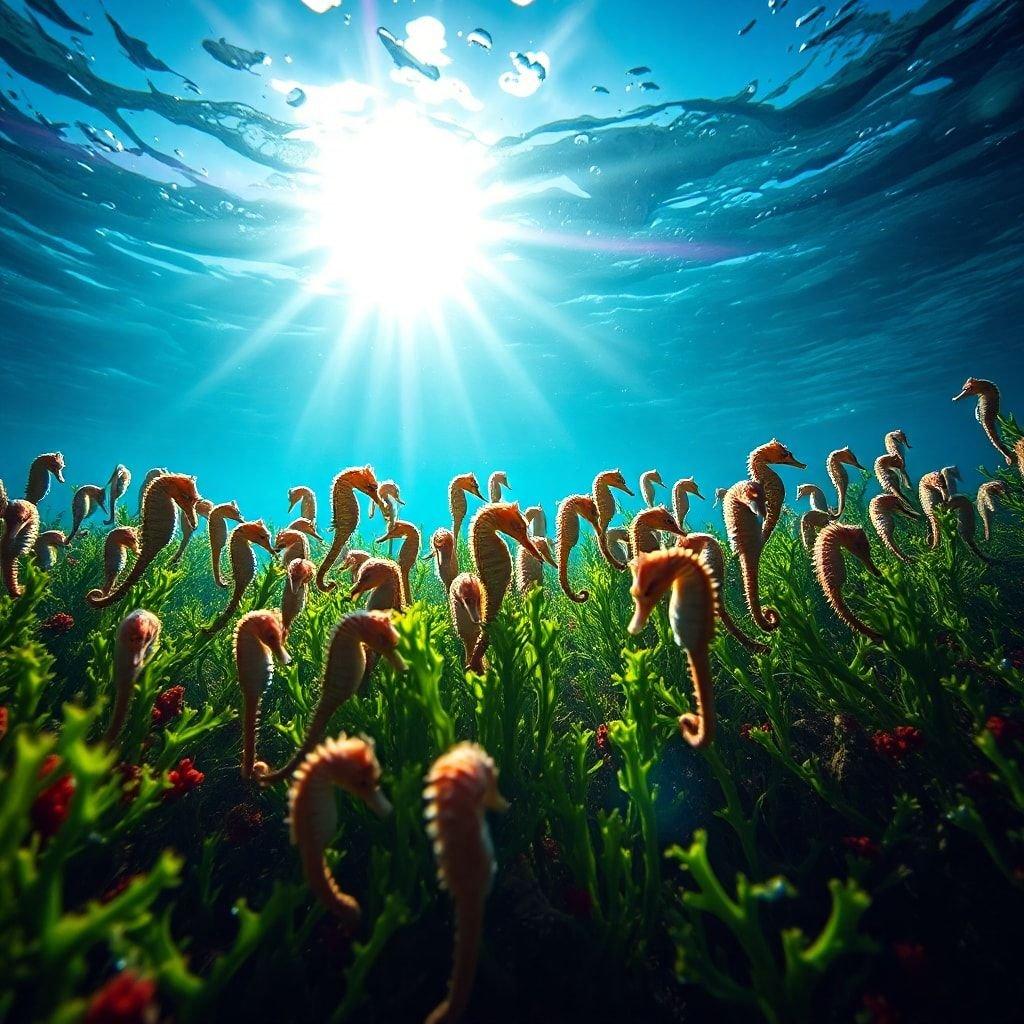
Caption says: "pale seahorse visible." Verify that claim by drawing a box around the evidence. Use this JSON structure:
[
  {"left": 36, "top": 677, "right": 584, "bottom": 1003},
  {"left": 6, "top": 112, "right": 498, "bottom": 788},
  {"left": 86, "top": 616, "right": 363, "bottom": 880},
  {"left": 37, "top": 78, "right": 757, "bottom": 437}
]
[
  {"left": 670, "top": 476, "right": 705, "bottom": 531},
  {"left": 523, "top": 505, "right": 547, "bottom": 538},
  {"left": 487, "top": 471, "right": 510, "bottom": 502},
  {"left": 796, "top": 483, "right": 833, "bottom": 551},
  {"left": 67, "top": 484, "right": 108, "bottom": 541},
  {"left": 136, "top": 468, "right": 168, "bottom": 517},
  {"left": 202, "top": 521, "right": 276, "bottom": 636},
  {"left": 288, "top": 485, "right": 318, "bottom": 528},
  {"left": 514, "top": 536, "right": 556, "bottom": 596},
  {"left": 953, "top": 378, "right": 1014, "bottom": 465},
  {"left": 874, "top": 453, "right": 916, "bottom": 514},
  {"left": 814, "top": 523, "right": 882, "bottom": 643},
  {"left": 940, "top": 465, "right": 961, "bottom": 496},
  {"left": 639, "top": 469, "right": 664, "bottom": 508},
  {"left": 976, "top": 480, "right": 1007, "bottom": 542},
  {"left": 34, "top": 530, "right": 68, "bottom": 571},
  {"left": 102, "top": 609, "right": 161, "bottom": 746},
  {"left": 317, "top": 466, "right": 386, "bottom": 592},
  {"left": 2, "top": 500, "right": 40, "bottom": 598},
  {"left": 946, "top": 494, "right": 990, "bottom": 562},
  {"left": 170, "top": 497, "right": 214, "bottom": 566},
  {"left": 105, "top": 464, "right": 131, "bottom": 525},
  {"left": 748, "top": 439, "right": 806, "bottom": 544},
  {"left": 919, "top": 471, "right": 948, "bottom": 549},
  {"left": 606, "top": 527, "right": 631, "bottom": 566},
  {"left": 207, "top": 501, "right": 243, "bottom": 587},
  {"left": 95, "top": 527, "right": 141, "bottom": 597},
  {"left": 868, "top": 495, "right": 918, "bottom": 564}
]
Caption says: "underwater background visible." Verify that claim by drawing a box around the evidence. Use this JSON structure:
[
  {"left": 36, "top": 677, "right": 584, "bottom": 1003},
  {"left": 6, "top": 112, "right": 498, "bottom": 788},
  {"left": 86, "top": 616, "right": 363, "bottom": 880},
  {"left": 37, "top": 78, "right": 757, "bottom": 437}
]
[{"left": 1, "top": 0, "right": 1022, "bottom": 523}]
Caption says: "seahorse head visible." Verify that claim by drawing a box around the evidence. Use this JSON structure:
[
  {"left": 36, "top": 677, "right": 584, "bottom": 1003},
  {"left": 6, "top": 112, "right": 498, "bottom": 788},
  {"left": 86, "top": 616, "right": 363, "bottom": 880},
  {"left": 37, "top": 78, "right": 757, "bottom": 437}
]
[
  {"left": 350, "top": 558, "right": 400, "bottom": 600},
  {"left": 430, "top": 528, "right": 455, "bottom": 557},
  {"left": 676, "top": 476, "right": 704, "bottom": 498},
  {"left": 242, "top": 609, "right": 291, "bottom": 664},
  {"left": 161, "top": 475, "right": 201, "bottom": 529},
  {"left": 341, "top": 465, "right": 384, "bottom": 509},
  {"left": 115, "top": 527, "right": 141, "bottom": 555},
  {"left": 239, "top": 519, "right": 276, "bottom": 555},
  {"left": 43, "top": 452, "right": 65, "bottom": 483},
  {"left": 118, "top": 609, "right": 161, "bottom": 671},
  {"left": 642, "top": 469, "right": 664, "bottom": 487},
  {"left": 347, "top": 610, "right": 406, "bottom": 672},
  {"left": 796, "top": 484, "right": 819, "bottom": 502},
  {"left": 888, "top": 429, "right": 911, "bottom": 449},
  {"left": 987, "top": 481, "right": 1008, "bottom": 497},
  {"left": 489, "top": 502, "right": 543, "bottom": 560},
  {"left": 453, "top": 472, "right": 485, "bottom": 500},
  {"left": 379, "top": 480, "right": 404, "bottom": 505},
  {"left": 713, "top": 487, "right": 727, "bottom": 506},
  {"left": 644, "top": 506, "right": 685, "bottom": 536},
  {"left": 834, "top": 446, "right": 865, "bottom": 470},
  {"left": 340, "top": 549, "right": 371, "bottom": 575},
  {"left": 628, "top": 548, "right": 689, "bottom": 634},
  {"left": 286, "top": 517, "right": 323, "bottom": 541},
  {"left": 764, "top": 439, "right": 807, "bottom": 469},
  {"left": 953, "top": 377, "right": 983, "bottom": 401},
  {"left": 319, "top": 735, "right": 391, "bottom": 816},
  {"left": 376, "top": 519, "right": 416, "bottom": 545},
  {"left": 573, "top": 495, "right": 601, "bottom": 529},
  {"left": 452, "top": 574, "right": 484, "bottom": 624},
  {"left": 596, "top": 469, "right": 634, "bottom": 496},
  {"left": 288, "top": 485, "right": 313, "bottom": 509},
  {"left": 196, "top": 498, "right": 215, "bottom": 519},
  {"left": 488, "top": 471, "right": 510, "bottom": 496},
  {"left": 286, "top": 557, "right": 316, "bottom": 591}
]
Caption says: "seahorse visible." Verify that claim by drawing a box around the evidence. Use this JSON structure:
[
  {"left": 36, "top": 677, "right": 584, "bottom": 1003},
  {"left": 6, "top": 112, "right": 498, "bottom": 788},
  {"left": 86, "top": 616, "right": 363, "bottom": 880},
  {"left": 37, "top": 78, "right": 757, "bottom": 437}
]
[
  {"left": 796, "top": 483, "right": 832, "bottom": 551},
  {"left": 137, "top": 468, "right": 168, "bottom": 517},
  {"left": 424, "top": 742, "right": 508, "bottom": 1024},
  {"left": 941, "top": 465, "right": 961, "bottom": 496},
  {"left": 868, "top": 495, "right": 918, "bottom": 563},
  {"left": 24, "top": 452, "right": 65, "bottom": 504},
  {"left": 34, "top": 530, "right": 68, "bottom": 571},
  {"left": 2, "top": 501, "right": 40, "bottom": 598},
  {"left": 375, "top": 519, "right": 420, "bottom": 606},
  {"left": 713, "top": 487, "right": 727, "bottom": 507},
  {"left": 95, "top": 527, "right": 141, "bottom": 597},
  {"left": 281, "top": 558, "right": 316, "bottom": 639},
  {"left": 953, "top": 377, "right": 1014, "bottom": 465},
  {"left": 260, "top": 612, "right": 405, "bottom": 784},
  {"left": 919, "top": 472, "right": 947, "bottom": 549},
  {"left": 288, "top": 735, "right": 392, "bottom": 929},
  {"left": 288, "top": 485, "right": 318, "bottom": 527},
  {"left": 86, "top": 475, "right": 199, "bottom": 608},
  {"left": 350, "top": 557, "right": 405, "bottom": 615},
  {"left": 947, "top": 495, "right": 989, "bottom": 562},
  {"left": 469, "top": 503, "right": 542, "bottom": 669},
  {"left": 976, "top": 480, "right": 1007, "bottom": 542},
  {"left": 748, "top": 439, "right": 806, "bottom": 544},
  {"left": 514, "top": 536, "right": 556, "bottom": 596},
  {"left": 1016, "top": 438, "right": 1024, "bottom": 480},
  {"left": 316, "top": 466, "right": 386, "bottom": 592},
  {"left": 874, "top": 453, "right": 916, "bottom": 514},
  {"left": 814, "top": 523, "right": 882, "bottom": 643},
  {"left": 102, "top": 609, "right": 161, "bottom": 746},
  {"left": 606, "top": 527, "right": 631, "bottom": 566},
  {"left": 170, "top": 497, "right": 213, "bottom": 565},
  {"left": 670, "top": 477, "right": 705, "bottom": 531},
  {"left": 678, "top": 533, "right": 769, "bottom": 655},
  {"left": 449, "top": 473, "right": 484, "bottom": 541},
  {"left": 884, "top": 429, "right": 911, "bottom": 461},
  {"left": 369, "top": 479, "right": 404, "bottom": 527},
  {"left": 274, "top": 517, "right": 322, "bottom": 565},
  {"left": 639, "top": 469, "right": 664, "bottom": 507},
  {"left": 104, "top": 465, "right": 131, "bottom": 525},
  {"left": 449, "top": 572, "right": 485, "bottom": 671},
  {"left": 0, "top": 477, "right": 8, "bottom": 516},
  {"left": 796, "top": 483, "right": 830, "bottom": 512},
  {"left": 207, "top": 501, "right": 243, "bottom": 587},
  {"left": 592, "top": 469, "right": 634, "bottom": 568},
  {"left": 234, "top": 610, "right": 291, "bottom": 779},
  {"left": 627, "top": 548, "right": 718, "bottom": 748},
  {"left": 826, "top": 447, "right": 865, "bottom": 518},
  {"left": 487, "top": 471, "right": 510, "bottom": 502},
  {"left": 426, "top": 528, "right": 459, "bottom": 592},
  {"left": 523, "top": 505, "right": 547, "bottom": 538},
  {"left": 554, "top": 495, "right": 603, "bottom": 603},
  {"left": 629, "top": 506, "right": 684, "bottom": 555},
  {"left": 67, "top": 484, "right": 108, "bottom": 541},
  {"left": 203, "top": 521, "right": 276, "bottom": 636},
  {"left": 722, "top": 480, "right": 779, "bottom": 632},
  {"left": 341, "top": 549, "right": 372, "bottom": 577}
]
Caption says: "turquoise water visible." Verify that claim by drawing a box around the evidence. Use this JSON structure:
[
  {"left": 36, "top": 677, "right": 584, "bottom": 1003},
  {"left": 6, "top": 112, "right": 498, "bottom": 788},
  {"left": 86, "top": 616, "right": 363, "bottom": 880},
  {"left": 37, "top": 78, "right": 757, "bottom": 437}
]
[{"left": 1, "top": 0, "right": 1021, "bottom": 525}]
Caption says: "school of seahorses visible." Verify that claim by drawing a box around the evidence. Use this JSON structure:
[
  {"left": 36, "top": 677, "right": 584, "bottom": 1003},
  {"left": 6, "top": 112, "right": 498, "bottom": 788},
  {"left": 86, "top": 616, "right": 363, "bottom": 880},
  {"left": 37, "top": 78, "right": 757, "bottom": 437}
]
[{"left": 1, "top": 375, "right": 1020, "bottom": 1024}]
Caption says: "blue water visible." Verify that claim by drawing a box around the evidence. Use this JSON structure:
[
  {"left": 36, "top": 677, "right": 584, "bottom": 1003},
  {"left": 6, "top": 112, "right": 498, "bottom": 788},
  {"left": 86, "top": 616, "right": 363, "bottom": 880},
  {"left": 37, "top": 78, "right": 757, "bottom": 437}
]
[{"left": 1, "top": 0, "right": 1021, "bottom": 528}]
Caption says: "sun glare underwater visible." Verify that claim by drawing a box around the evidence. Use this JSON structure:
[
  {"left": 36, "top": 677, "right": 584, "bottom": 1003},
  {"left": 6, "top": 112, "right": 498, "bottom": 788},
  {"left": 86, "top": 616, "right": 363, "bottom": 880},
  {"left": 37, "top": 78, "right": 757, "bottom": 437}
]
[{"left": 2, "top": 0, "right": 1024, "bottom": 1023}]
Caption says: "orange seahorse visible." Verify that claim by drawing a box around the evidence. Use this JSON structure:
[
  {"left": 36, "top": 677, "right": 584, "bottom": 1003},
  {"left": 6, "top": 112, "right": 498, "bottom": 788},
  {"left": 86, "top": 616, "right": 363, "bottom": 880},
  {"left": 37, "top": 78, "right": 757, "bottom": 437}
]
[
  {"left": 274, "top": 517, "right": 322, "bottom": 565},
  {"left": 722, "top": 480, "right": 779, "bottom": 632},
  {"left": 24, "top": 452, "right": 65, "bottom": 504},
  {"left": 350, "top": 557, "right": 406, "bottom": 617},
  {"left": 523, "top": 505, "right": 547, "bottom": 537},
  {"left": 449, "top": 473, "right": 485, "bottom": 541},
  {"left": 316, "top": 466, "right": 386, "bottom": 592},
  {"left": 207, "top": 501, "right": 244, "bottom": 587},
  {"left": 748, "top": 439, "right": 806, "bottom": 544},
  {"left": 592, "top": 469, "right": 634, "bottom": 568},
  {"left": 953, "top": 377, "right": 1014, "bottom": 465},
  {"left": 976, "top": 480, "right": 1007, "bottom": 542},
  {"left": 171, "top": 497, "right": 214, "bottom": 566},
  {"left": 487, "top": 471, "right": 510, "bottom": 502},
  {"left": 102, "top": 609, "right": 161, "bottom": 746},
  {"left": 288, "top": 735, "right": 392, "bottom": 929},
  {"left": 104, "top": 464, "right": 131, "bottom": 525},
  {"left": 288, "top": 485, "right": 318, "bottom": 528},
  {"left": 34, "top": 529, "right": 68, "bottom": 571},
  {"left": 67, "top": 484, "right": 108, "bottom": 542},
  {"left": 868, "top": 495, "right": 918, "bottom": 564},
  {"left": 2, "top": 500, "right": 40, "bottom": 598},
  {"left": 628, "top": 548, "right": 718, "bottom": 747},
  {"left": 260, "top": 612, "right": 405, "bottom": 784},
  {"left": 554, "top": 494, "right": 604, "bottom": 602},
  {"left": 826, "top": 447, "right": 865, "bottom": 517},
  {"left": 884, "top": 429, "right": 911, "bottom": 461},
  {"left": 874, "top": 453, "right": 916, "bottom": 514},
  {"left": 136, "top": 468, "right": 168, "bottom": 517},
  {"left": 629, "top": 506, "right": 684, "bottom": 555},
  {"left": 86, "top": 475, "right": 199, "bottom": 608},
  {"left": 946, "top": 495, "right": 990, "bottom": 562},
  {"left": 234, "top": 609, "right": 291, "bottom": 779},
  {"left": 639, "top": 469, "right": 664, "bottom": 508},
  {"left": 375, "top": 519, "right": 421, "bottom": 606},
  {"left": 424, "top": 742, "right": 508, "bottom": 1024},
  {"left": 426, "top": 528, "right": 459, "bottom": 592},
  {"left": 203, "top": 520, "right": 276, "bottom": 636},
  {"left": 670, "top": 477, "right": 705, "bottom": 530},
  {"left": 678, "top": 533, "right": 769, "bottom": 655},
  {"left": 281, "top": 557, "right": 316, "bottom": 639},
  {"left": 449, "top": 572, "right": 485, "bottom": 671},
  {"left": 606, "top": 527, "right": 631, "bottom": 566},
  {"left": 341, "top": 549, "right": 372, "bottom": 578},
  {"left": 814, "top": 523, "right": 882, "bottom": 643},
  {"left": 918, "top": 471, "right": 948, "bottom": 549},
  {"left": 468, "top": 503, "right": 542, "bottom": 669},
  {"left": 514, "top": 536, "right": 556, "bottom": 596},
  {"left": 796, "top": 483, "right": 833, "bottom": 551},
  {"left": 95, "top": 527, "right": 141, "bottom": 597}
]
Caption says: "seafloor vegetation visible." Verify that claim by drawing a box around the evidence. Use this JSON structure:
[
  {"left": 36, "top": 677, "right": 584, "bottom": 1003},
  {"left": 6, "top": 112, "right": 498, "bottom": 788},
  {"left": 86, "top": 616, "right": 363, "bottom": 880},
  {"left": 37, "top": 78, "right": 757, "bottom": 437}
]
[{"left": 2, "top": 401, "right": 1024, "bottom": 1024}]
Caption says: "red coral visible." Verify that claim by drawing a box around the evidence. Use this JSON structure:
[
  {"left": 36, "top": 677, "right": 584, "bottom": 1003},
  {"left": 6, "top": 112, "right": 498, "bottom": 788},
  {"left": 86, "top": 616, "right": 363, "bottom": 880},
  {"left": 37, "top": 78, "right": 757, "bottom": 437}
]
[
  {"left": 151, "top": 685, "right": 185, "bottom": 728},
  {"left": 117, "top": 763, "right": 143, "bottom": 805},
  {"left": 595, "top": 723, "right": 612, "bottom": 764},
  {"left": 985, "top": 715, "right": 1024, "bottom": 748},
  {"left": 871, "top": 725, "right": 923, "bottom": 763},
  {"left": 740, "top": 721, "right": 773, "bottom": 741},
  {"left": 842, "top": 836, "right": 880, "bottom": 860},
  {"left": 31, "top": 754, "right": 75, "bottom": 839},
  {"left": 41, "top": 612, "right": 75, "bottom": 635},
  {"left": 164, "top": 757, "right": 204, "bottom": 802},
  {"left": 224, "top": 803, "right": 265, "bottom": 844},
  {"left": 84, "top": 971, "right": 157, "bottom": 1024},
  {"left": 0, "top": 705, "right": 8, "bottom": 742}
]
